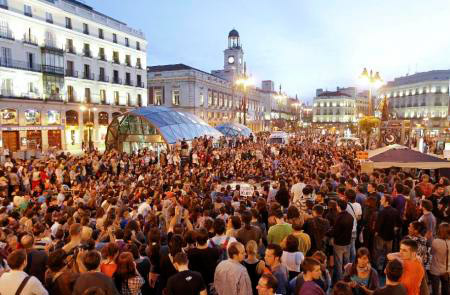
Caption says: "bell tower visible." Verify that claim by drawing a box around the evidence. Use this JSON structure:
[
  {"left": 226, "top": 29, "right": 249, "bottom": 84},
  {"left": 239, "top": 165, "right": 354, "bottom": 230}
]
[{"left": 224, "top": 29, "right": 244, "bottom": 76}]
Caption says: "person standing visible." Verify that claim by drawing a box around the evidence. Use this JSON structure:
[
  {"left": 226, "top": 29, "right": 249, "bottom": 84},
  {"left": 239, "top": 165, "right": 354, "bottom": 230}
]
[
  {"left": 328, "top": 199, "right": 354, "bottom": 281},
  {"left": 214, "top": 242, "right": 252, "bottom": 295},
  {"left": 373, "top": 259, "right": 407, "bottom": 295},
  {"left": 294, "top": 257, "right": 325, "bottom": 295},
  {"left": 387, "top": 239, "right": 424, "bottom": 295},
  {"left": 418, "top": 199, "right": 437, "bottom": 245},
  {"left": 0, "top": 249, "right": 48, "bottom": 295},
  {"left": 374, "top": 195, "right": 402, "bottom": 272},
  {"left": 429, "top": 223, "right": 449, "bottom": 295},
  {"left": 264, "top": 244, "right": 289, "bottom": 295},
  {"left": 166, "top": 252, "right": 207, "bottom": 295},
  {"left": 256, "top": 274, "right": 279, "bottom": 295}
]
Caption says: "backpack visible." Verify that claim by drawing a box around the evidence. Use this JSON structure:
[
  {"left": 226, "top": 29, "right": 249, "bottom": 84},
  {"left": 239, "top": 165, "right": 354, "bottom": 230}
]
[{"left": 210, "top": 236, "right": 231, "bottom": 262}]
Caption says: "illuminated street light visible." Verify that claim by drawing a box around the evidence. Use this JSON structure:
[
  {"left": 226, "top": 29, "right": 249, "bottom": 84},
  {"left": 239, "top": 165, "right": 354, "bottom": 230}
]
[
  {"left": 80, "top": 104, "right": 96, "bottom": 152},
  {"left": 235, "top": 75, "right": 254, "bottom": 126},
  {"left": 359, "top": 68, "right": 383, "bottom": 116}
]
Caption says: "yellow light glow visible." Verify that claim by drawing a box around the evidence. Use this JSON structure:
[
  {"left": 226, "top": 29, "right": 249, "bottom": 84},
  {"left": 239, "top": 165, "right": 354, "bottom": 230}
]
[{"left": 80, "top": 106, "right": 86, "bottom": 111}]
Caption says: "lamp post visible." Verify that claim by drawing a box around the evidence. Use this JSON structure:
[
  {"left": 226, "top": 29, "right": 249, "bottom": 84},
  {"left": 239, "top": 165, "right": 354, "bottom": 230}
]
[
  {"left": 235, "top": 75, "right": 253, "bottom": 126},
  {"left": 359, "top": 68, "right": 383, "bottom": 116},
  {"left": 80, "top": 104, "right": 97, "bottom": 153}
]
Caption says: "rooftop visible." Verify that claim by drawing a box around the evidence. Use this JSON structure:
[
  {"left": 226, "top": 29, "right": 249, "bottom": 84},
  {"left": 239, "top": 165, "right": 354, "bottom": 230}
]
[
  {"left": 147, "top": 64, "right": 228, "bottom": 82},
  {"left": 386, "top": 70, "right": 450, "bottom": 87},
  {"left": 317, "top": 91, "right": 352, "bottom": 98}
]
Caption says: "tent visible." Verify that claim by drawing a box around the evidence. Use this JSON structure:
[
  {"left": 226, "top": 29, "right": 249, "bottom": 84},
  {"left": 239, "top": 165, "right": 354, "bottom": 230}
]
[
  {"left": 368, "top": 144, "right": 407, "bottom": 158},
  {"left": 369, "top": 146, "right": 450, "bottom": 169}
]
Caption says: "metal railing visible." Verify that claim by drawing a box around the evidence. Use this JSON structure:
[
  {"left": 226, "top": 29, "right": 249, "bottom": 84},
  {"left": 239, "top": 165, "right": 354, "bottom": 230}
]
[
  {"left": 0, "top": 29, "right": 14, "bottom": 40},
  {"left": 98, "top": 75, "right": 109, "bottom": 82},
  {"left": 125, "top": 79, "right": 134, "bottom": 86},
  {"left": 42, "top": 64, "right": 64, "bottom": 75},
  {"left": 136, "top": 81, "right": 145, "bottom": 88},
  {"left": 0, "top": 58, "right": 41, "bottom": 72},
  {"left": 65, "top": 46, "right": 76, "bottom": 54},
  {"left": 112, "top": 77, "right": 122, "bottom": 84},
  {"left": 98, "top": 54, "right": 106, "bottom": 61},
  {"left": 83, "top": 72, "right": 95, "bottom": 80},
  {"left": 65, "top": 69, "right": 78, "bottom": 78},
  {"left": 23, "top": 33, "right": 38, "bottom": 46},
  {"left": 83, "top": 49, "right": 92, "bottom": 58}
]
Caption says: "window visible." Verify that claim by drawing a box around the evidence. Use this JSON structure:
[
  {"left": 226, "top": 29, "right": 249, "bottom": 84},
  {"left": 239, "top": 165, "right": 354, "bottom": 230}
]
[
  {"left": 65, "top": 39, "right": 74, "bottom": 54},
  {"left": 200, "top": 94, "right": 204, "bottom": 106},
  {"left": 24, "top": 4, "right": 32, "bottom": 17},
  {"left": 98, "top": 28, "right": 104, "bottom": 39},
  {"left": 172, "top": 89, "right": 180, "bottom": 105},
  {"left": 65, "top": 17, "right": 72, "bottom": 29},
  {"left": 113, "top": 70, "right": 119, "bottom": 84},
  {"left": 84, "top": 88, "right": 91, "bottom": 103},
  {"left": 83, "top": 23, "right": 89, "bottom": 34},
  {"left": 137, "top": 74, "right": 142, "bottom": 87},
  {"left": 208, "top": 90, "right": 212, "bottom": 106},
  {"left": 125, "top": 37, "right": 129, "bottom": 47},
  {"left": 98, "top": 47, "right": 105, "bottom": 60},
  {"left": 136, "top": 58, "right": 142, "bottom": 69},
  {"left": 66, "top": 60, "right": 74, "bottom": 76},
  {"left": 46, "top": 12, "right": 53, "bottom": 23},
  {"left": 126, "top": 93, "right": 131, "bottom": 106},
  {"left": 67, "top": 85, "right": 75, "bottom": 102},
  {"left": 125, "top": 55, "right": 131, "bottom": 66},
  {"left": 25, "top": 110, "right": 41, "bottom": 125},
  {"left": 99, "top": 67, "right": 106, "bottom": 81},
  {"left": 0, "top": 0, "right": 8, "bottom": 9},
  {"left": 136, "top": 41, "right": 140, "bottom": 50},
  {"left": 84, "top": 64, "right": 91, "bottom": 79},
  {"left": 83, "top": 43, "right": 91, "bottom": 57},
  {"left": 113, "top": 51, "right": 119, "bottom": 64},
  {"left": 113, "top": 33, "right": 117, "bottom": 43},
  {"left": 137, "top": 94, "right": 142, "bottom": 106},
  {"left": 154, "top": 89, "right": 162, "bottom": 105},
  {"left": 125, "top": 72, "right": 131, "bottom": 85},
  {"left": 99, "top": 90, "right": 106, "bottom": 104}
]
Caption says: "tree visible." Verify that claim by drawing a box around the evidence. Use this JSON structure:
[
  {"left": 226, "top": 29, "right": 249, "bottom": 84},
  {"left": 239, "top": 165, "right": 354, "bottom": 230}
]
[{"left": 358, "top": 116, "right": 380, "bottom": 149}]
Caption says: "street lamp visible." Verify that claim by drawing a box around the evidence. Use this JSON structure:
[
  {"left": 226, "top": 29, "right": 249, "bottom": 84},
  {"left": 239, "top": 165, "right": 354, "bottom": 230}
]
[
  {"left": 80, "top": 104, "right": 97, "bottom": 152},
  {"left": 359, "top": 68, "right": 383, "bottom": 116},
  {"left": 235, "top": 75, "right": 254, "bottom": 126}
]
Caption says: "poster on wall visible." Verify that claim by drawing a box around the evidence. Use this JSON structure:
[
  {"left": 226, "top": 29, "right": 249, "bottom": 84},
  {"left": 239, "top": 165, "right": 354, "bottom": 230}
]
[
  {"left": 24, "top": 110, "right": 41, "bottom": 125},
  {"left": 0, "top": 109, "right": 18, "bottom": 125},
  {"left": 48, "top": 110, "right": 61, "bottom": 124}
]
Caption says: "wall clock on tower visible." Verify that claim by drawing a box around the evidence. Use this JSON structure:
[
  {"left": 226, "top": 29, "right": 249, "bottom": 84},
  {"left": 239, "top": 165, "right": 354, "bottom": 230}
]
[{"left": 228, "top": 56, "right": 235, "bottom": 64}]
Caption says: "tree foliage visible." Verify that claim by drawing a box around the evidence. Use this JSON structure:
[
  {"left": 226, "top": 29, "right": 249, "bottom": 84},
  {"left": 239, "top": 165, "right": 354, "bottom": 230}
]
[{"left": 358, "top": 116, "right": 380, "bottom": 149}]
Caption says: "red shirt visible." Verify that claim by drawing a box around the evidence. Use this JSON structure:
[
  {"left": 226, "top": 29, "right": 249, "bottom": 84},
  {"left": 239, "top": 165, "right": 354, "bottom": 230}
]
[{"left": 400, "top": 259, "right": 424, "bottom": 295}]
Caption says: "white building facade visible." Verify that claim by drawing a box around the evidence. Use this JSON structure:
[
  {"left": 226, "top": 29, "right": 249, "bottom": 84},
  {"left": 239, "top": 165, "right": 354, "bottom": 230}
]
[
  {"left": 377, "top": 70, "right": 450, "bottom": 125},
  {"left": 0, "top": 0, "right": 147, "bottom": 153}
]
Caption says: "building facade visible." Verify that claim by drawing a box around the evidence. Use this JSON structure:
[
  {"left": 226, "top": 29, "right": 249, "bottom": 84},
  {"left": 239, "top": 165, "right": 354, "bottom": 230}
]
[
  {"left": 0, "top": 0, "right": 147, "bottom": 153},
  {"left": 377, "top": 70, "right": 450, "bottom": 134},
  {"left": 147, "top": 30, "right": 299, "bottom": 133}
]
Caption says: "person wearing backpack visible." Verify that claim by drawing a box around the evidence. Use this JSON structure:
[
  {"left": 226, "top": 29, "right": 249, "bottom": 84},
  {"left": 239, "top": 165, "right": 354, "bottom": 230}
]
[
  {"left": 208, "top": 218, "right": 237, "bottom": 261},
  {"left": 0, "top": 249, "right": 49, "bottom": 295}
]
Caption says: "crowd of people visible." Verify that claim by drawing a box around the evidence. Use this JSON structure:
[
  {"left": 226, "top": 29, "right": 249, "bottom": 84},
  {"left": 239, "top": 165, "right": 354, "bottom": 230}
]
[{"left": 0, "top": 133, "right": 448, "bottom": 295}]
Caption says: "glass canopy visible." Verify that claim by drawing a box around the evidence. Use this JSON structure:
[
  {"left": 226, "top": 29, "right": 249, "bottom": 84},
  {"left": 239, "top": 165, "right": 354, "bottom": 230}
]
[
  {"left": 106, "top": 106, "right": 223, "bottom": 152},
  {"left": 216, "top": 122, "right": 252, "bottom": 137}
]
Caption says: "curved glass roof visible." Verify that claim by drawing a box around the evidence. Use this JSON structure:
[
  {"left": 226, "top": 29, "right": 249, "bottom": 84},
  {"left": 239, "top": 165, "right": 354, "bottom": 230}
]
[
  {"left": 108, "top": 106, "right": 223, "bottom": 145},
  {"left": 216, "top": 122, "right": 252, "bottom": 137}
]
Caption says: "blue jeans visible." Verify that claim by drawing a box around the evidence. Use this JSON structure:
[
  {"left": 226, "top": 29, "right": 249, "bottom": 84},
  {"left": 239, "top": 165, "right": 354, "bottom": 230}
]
[
  {"left": 334, "top": 243, "right": 350, "bottom": 281},
  {"left": 350, "top": 233, "right": 357, "bottom": 262}
]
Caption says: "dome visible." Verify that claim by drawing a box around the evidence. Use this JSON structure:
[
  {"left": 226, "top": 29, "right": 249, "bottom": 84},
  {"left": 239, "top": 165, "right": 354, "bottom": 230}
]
[
  {"left": 106, "top": 107, "right": 223, "bottom": 152},
  {"left": 228, "top": 29, "right": 239, "bottom": 38},
  {"left": 216, "top": 122, "right": 252, "bottom": 137}
]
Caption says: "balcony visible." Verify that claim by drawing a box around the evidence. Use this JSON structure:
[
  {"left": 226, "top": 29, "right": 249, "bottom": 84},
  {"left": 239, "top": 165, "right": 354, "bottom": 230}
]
[
  {"left": 0, "top": 3, "right": 8, "bottom": 9},
  {"left": 0, "top": 29, "right": 14, "bottom": 40},
  {"left": 125, "top": 79, "right": 134, "bottom": 86},
  {"left": 136, "top": 64, "right": 142, "bottom": 70},
  {"left": 23, "top": 34, "right": 38, "bottom": 46},
  {"left": 67, "top": 95, "right": 76, "bottom": 103},
  {"left": 83, "top": 72, "right": 95, "bottom": 80},
  {"left": 113, "top": 59, "right": 120, "bottom": 65},
  {"left": 0, "top": 58, "right": 41, "bottom": 72},
  {"left": 65, "top": 69, "right": 78, "bottom": 78},
  {"left": 45, "top": 93, "right": 63, "bottom": 102},
  {"left": 42, "top": 42, "right": 64, "bottom": 53},
  {"left": 98, "top": 75, "right": 109, "bottom": 82},
  {"left": 42, "top": 64, "right": 64, "bottom": 75},
  {"left": 100, "top": 98, "right": 108, "bottom": 105},
  {"left": 136, "top": 81, "right": 145, "bottom": 88},
  {"left": 65, "top": 46, "right": 76, "bottom": 54},
  {"left": 83, "top": 49, "right": 92, "bottom": 58},
  {"left": 0, "top": 88, "right": 14, "bottom": 97},
  {"left": 125, "top": 61, "right": 132, "bottom": 67},
  {"left": 98, "top": 54, "right": 106, "bottom": 61},
  {"left": 112, "top": 77, "right": 122, "bottom": 85}
]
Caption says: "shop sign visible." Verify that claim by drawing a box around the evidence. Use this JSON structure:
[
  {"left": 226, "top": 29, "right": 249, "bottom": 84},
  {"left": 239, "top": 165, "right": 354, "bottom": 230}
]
[
  {"left": 0, "top": 126, "right": 64, "bottom": 131},
  {"left": 356, "top": 151, "right": 369, "bottom": 160}
]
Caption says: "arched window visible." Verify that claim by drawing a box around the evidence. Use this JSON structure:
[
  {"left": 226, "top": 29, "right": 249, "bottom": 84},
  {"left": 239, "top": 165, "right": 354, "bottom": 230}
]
[
  {"left": 98, "top": 112, "right": 109, "bottom": 125},
  {"left": 65, "top": 110, "right": 79, "bottom": 125}
]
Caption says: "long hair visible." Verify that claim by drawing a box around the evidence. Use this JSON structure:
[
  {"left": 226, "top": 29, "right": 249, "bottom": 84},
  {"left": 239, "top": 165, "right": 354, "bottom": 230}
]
[{"left": 115, "top": 252, "right": 137, "bottom": 280}]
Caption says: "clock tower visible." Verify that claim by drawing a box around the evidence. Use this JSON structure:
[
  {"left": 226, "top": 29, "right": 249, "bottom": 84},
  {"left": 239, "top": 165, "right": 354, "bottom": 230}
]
[{"left": 224, "top": 29, "right": 244, "bottom": 76}]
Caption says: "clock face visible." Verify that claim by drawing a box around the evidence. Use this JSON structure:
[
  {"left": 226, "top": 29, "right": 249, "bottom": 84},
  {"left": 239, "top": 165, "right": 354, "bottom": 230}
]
[{"left": 228, "top": 56, "right": 235, "bottom": 64}]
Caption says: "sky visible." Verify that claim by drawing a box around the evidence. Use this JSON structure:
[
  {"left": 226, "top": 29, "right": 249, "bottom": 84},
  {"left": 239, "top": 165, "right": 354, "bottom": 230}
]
[{"left": 88, "top": 0, "right": 450, "bottom": 102}]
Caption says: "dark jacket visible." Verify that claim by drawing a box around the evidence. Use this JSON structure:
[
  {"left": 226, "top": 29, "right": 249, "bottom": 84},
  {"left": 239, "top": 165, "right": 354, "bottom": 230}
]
[
  {"left": 304, "top": 216, "right": 330, "bottom": 255},
  {"left": 328, "top": 211, "right": 353, "bottom": 246},
  {"left": 275, "top": 188, "right": 290, "bottom": 208},
  {"left": 25, "top": 249, "right": 48, "bottom": 284},
  {"left": 375, "top": 206, "right": 402, "bottom": 241},
  {"left": 45, "top": 271, "right": 79, "bottom": 295}
]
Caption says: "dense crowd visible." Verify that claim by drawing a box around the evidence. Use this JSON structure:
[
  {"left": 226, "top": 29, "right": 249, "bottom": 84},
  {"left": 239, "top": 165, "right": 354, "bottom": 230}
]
[{"left": 0, "top": 134, "right": 448, "bottom": 295}]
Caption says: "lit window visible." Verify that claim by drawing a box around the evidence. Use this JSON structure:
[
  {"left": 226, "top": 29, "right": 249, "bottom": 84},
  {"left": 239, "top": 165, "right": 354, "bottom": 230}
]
[
  {"left": 200, "top": 94, "right": 204, "bottom": 106},
  {"left": 172, "top": 89, "right": 180, "bottom": 105}
]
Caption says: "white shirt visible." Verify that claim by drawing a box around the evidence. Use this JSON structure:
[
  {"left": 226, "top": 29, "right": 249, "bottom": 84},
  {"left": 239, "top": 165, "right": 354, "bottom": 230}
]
[
  {"left": 281, "top": 251, "right": 304, "bottom": 272},
  {"left": 346, "top": 202, "right": 362, "bottom": 233},
  {"left": 138, "top": 202, "right": 151, "bottom": 217},
  {"left": 0, "top": 270, "right": 48, "bottom": 295},
  {"left": 290, "top": 182, "right": 306, "bottom": 200}
]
